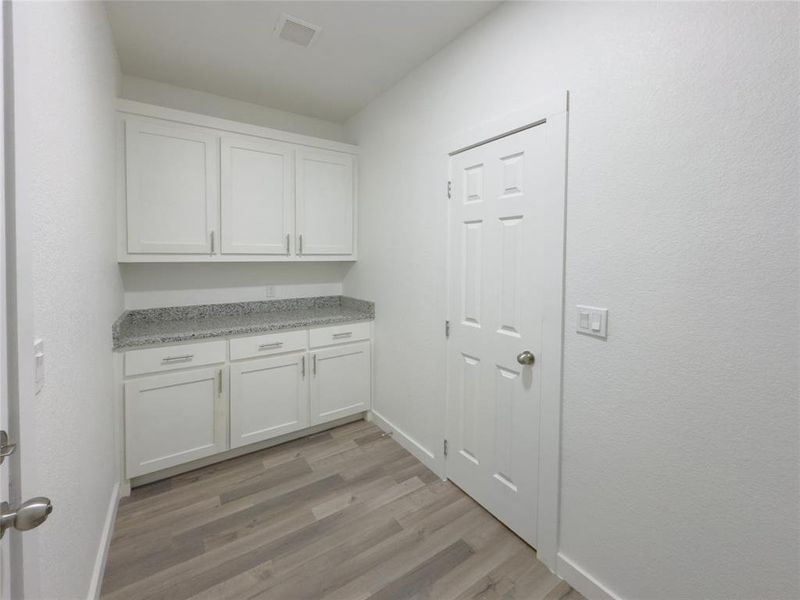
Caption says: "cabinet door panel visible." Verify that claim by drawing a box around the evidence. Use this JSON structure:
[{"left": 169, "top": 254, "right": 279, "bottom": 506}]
[
  {"left": 296, "top": 149, "right": 355, "bottom": 256},
  {"left": 230, "top": 353, "right": 308, "bottom": 448},
  {"left": 221, "top": 137, "right": 293, "bottom": 255},
  {"left": 125, "top": 119, "right": 218, "bottom": 254},
  {"left": 310, "top": 342, "right": 370, "bottom": 425},
  {"left": 125, "top": 367, "right": 226, "bottom": 477}
]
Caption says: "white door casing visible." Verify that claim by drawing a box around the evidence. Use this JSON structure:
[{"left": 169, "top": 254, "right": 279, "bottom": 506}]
[
  {"left": 125, "top": 118, "right": 219, "bottom": 254},
  {"left": 221, "top": 136, "right": 294, "bottom": 255},
  {"left": 230, "top": 353, "right": 308, "bottom": 448},
  {"left": 0, "top": 3, "right": 9, "bottom": 591},
  {"left": 445, "top": 92, "right": 568, "bottom": 569},
  {"left": 295, "top": 148, "right": 355, "bottom": 256}
]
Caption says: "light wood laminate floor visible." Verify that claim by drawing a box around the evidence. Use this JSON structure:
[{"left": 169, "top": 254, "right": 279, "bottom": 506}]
[{"left": 101, "top": 420, "right": 582, "bottom": 600}]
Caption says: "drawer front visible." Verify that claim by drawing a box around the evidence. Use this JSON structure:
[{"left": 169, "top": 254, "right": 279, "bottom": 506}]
[
  {"left": 309, "top": 322, "right": 371, "bottom": 348},
  {"left": 125, "top": 340, "right": 227, "bottom": 377},
  {"left": 229, "top": 329, "right": 308, "bottom": 361}
]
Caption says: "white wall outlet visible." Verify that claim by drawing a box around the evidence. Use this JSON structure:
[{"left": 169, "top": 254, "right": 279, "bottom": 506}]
[
  {"left": 265, "top": 285, "right": 276, "bottom": 298},
  {"left": 34, "top": 338, "right": 45, "bottom": 394},
  {"left": 576, "top": 306, "right": 608, "bottom": 339}
]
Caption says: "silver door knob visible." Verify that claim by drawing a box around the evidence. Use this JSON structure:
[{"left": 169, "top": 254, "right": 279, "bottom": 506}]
[
  {"left": 0, "top": 497, "right": 53, "bottom": 538},
  {"left": 516, "top": 350, "right": 535, "bottom": 366}
]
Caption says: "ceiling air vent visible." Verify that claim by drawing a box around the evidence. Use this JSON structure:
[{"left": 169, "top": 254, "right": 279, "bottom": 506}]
[{"left": 274, "top": 13, "right": 321, "bottom": 48}]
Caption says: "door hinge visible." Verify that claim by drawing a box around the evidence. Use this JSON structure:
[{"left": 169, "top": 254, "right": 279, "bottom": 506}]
[
  {"left": 443, "top": 439, "right": 448, "bottom": 457},
  {"left": 447, "top": 181, "right": 452, "bottom": 199},
  {"left": 445, "top": 320, "right": 450, "bottom": 338}
]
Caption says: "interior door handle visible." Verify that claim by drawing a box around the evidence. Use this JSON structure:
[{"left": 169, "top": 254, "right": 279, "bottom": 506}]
[
  {"left": 516, "top": 350, "right": 535, "bottom": 366},
  {"left": 0, "top": 497, "right": 53, "bottom": 538},
  {"left": 0, "top": 431, "right": 15, "bottom": 465}
]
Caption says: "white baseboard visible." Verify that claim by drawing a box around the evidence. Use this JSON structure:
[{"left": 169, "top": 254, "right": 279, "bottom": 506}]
[
  {"left": 86, "top": 482, "right": 120, "bottom": 600},
  {"left": 368, "top": 410, "right": 443, "bottom": 477},
  {"left": 557, "top": 553, "right": 621, "bottom": 600}
]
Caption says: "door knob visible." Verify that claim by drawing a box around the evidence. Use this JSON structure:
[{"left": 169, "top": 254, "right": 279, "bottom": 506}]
[
  {"left": 516, "top": 350, "right": 535, "bottom": 366},
  {"left": 0, "top": 497, "right": 53, "bottom": 538}
]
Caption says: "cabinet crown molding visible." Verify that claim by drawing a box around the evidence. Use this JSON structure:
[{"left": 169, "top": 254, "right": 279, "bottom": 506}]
[{"left": 116, "top": 99, "right": 359, "bottom": 154}]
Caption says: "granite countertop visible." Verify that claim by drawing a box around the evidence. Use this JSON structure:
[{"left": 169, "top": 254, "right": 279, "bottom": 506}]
[{"left": 113, "top": 296, "right": 374, "bottom": 351}]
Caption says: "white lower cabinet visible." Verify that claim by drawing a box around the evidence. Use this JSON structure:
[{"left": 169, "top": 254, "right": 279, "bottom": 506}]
[
  {"left": 125, "top": 367, "right": 226, "bottom": 478},
  {"left": 310, "top": 342, "right": 371, "bottom": 425},
  {"left": 230, "top": 352, "right": 308, "bottom": 449},
  {"left": 122, "top": 324, "right": 372, "bottom": 480}
]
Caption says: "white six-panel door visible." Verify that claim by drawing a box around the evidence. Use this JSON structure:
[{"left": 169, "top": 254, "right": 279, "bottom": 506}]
[
  {"left": 229, "top": 353, "right": 308, "bottom": 448},
  {"left": 446, "top": 124, "right": 547, "bottom": 547},
  {"left": 125, "top": 118, "right": 219, "bottom": 254},
  {"left": 221, "top": 136, "right": 294, "bottom": 255},
  {"left": 296, "top": 148, "right": 355, "bottom": 256}
]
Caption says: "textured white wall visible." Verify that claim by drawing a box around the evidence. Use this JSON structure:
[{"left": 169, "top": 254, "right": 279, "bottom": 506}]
[
  {"left": 13, "top": 2, "right": 124, "bottom": 598},
  {"left": 120, "top": 75, "right": 348, "bottom": 142},
  {"left": 121, "top": 263, "right": 351, "bottom": 309},
  {"left": 344, "top": 3, "right": 799, "bottom": 599}
]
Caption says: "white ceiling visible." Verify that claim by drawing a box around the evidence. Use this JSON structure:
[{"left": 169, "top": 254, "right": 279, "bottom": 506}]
[{"left": 106, "top": 1, "right": 500, "bottom": 123}]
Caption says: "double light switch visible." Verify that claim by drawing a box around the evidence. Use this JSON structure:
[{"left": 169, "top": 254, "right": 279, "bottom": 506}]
[{"left": 576, "top": 306, "right": 608, "bottom": 339}]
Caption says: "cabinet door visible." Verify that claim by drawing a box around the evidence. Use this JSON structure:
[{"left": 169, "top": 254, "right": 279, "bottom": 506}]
[
  {"left": 230, "top": 353, "right": 308, "bottom": 448},
  {"left": 221, "top": 136, "right": 293, "bottom": 255},
  {"left": 125, "top": 367, "right": 226, "bottom": 478},
  {"left": 125, "top": 118, "right": 218, "bottom": 254},
  {"left": 310, "top": 342, "right": 370, "bottom": 425},
  {"left": 296, "top": 149, "right": 355, "bottom": 256}
]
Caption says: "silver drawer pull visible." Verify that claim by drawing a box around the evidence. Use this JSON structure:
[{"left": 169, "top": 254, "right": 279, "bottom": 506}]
[
  {"left": 162, "top": 354, "right": 194, "bottom": 363},
  {"left": 332, "top": 332, "right": 352, "bottom": 339},
  {"left": 258, "top": 342, "right": 283, "bottom": 351}
]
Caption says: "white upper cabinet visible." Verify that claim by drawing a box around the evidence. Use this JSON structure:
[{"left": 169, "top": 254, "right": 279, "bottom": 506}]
[
  {"left": 221, "top": 136, "right": 293, "bottom": 255},
  {"left": 124, "top": 118, "right": 218, "bottom": 254},
  {"left": 117, "top": 102, "right": 358, "bottom": 262},
  {"left": 296, "top": 149, "right": 355, "bottom": 256}
]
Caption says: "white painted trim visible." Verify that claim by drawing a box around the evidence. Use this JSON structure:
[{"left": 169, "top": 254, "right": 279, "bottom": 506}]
[
  {"left": 368, "top": 410, "right": 443, "bottom": 478},
  {"left": 536, "top": 99, "right": 569, "bottom": 570},
  {"left": 118, "top": 255, "right": 356, "bottom": 264},
  {"left": 86, "top": 483, "right": 120, "bottom": 600},
  {"left": 446, "top": 90, "right": 568, "bottom": 157},
  {"left": 116, "top": 99, "right": 359, "bottom": 155},
  {"left": 557, "top": 553, "right": 621, "bottom": 600},
  {"left": 443, "top": 90, "right": 569, "bottom": 571}
]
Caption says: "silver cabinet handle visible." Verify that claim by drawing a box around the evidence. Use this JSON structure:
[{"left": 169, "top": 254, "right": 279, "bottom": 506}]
[
  {"left": 298, "top": 234, "right": 303, "bottom": 256},
  {"left": 258, "top": 342, "right": 283, "bottom": 351},
  {"left": 217, "top": 369, "right": 223, "bottom": 395},
  {"left": 332, "top": 332, "right": 352, "bottom": 339},
  {"left": 312, "top": 354, "right": 317, "bottom": 376},
  {"left": 162, "top": 354, "right": 194, "bottom": 363},
  {"left": 210, "top": 231, "right": 216, "bottom": 255},
  {"left": 286, "top": 233, "right": 290, "bottom": 255},
  {"left": 301, "top": 355, "right": 305, "bottom": 378}
]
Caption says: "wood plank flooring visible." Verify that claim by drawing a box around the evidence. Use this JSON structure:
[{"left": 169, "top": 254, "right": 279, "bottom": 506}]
[{"left": 101, "top": 420, "right": 583, "bottom": 600}]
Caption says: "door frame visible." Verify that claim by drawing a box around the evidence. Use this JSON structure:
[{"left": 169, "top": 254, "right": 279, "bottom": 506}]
[{"left": 444, "top": 90, "right": 569, "bottom": 570}]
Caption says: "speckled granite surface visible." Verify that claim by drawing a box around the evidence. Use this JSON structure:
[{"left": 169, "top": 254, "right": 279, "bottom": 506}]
[{"left": 113, "top": 296, "right": 374, "bottom": 351}]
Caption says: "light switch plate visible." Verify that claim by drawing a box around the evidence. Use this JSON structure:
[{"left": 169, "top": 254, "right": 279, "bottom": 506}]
[
  {"left": 34, "top": 338, "right": 45, "bottom": 394},
  {"left": 576, "top": 306, "right": 608, "bottom": 339}
]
